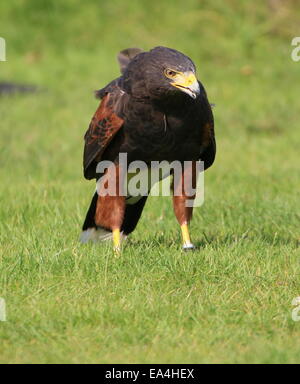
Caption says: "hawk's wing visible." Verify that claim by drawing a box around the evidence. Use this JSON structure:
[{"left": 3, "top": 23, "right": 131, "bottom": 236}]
[
  {"left": 83, "top": 92, "right": 124, "bottom": 180},
  {"left": 198, "top": 83, "right": 216, "bottom": 171},
  {"left": 117, "top": 48, "right": 143, "bottom": 74}
]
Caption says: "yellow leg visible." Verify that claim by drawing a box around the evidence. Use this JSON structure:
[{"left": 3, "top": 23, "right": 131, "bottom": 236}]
[
  {"left": 113, "top": 228, "right": 121, "bottom": 254},
  {"left": 181, "top": 223, "right": 195, "bottom": 250}
]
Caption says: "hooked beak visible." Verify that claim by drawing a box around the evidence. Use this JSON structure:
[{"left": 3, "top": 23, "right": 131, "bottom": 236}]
[{"left": 171, "top": 72, "right": 200, "bottom": 99}]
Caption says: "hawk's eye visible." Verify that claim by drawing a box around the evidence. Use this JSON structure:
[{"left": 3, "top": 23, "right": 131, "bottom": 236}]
[{"left": 164, "top": 69, "right": 178, "bottom": 78}]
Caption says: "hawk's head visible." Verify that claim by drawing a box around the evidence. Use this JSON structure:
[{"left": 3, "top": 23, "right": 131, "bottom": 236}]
[{"left": 122, "top": 46, "right": 200, "bottom": 102}]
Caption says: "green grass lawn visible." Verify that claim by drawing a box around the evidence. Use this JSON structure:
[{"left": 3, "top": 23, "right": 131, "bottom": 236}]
[{"left": 0, "top": 0, "right": 299, "bottom": 364}]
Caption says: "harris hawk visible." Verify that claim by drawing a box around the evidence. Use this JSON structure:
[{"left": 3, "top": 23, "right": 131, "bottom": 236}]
[{"left": 81, "top": 46, "right": 216, "bottom": 252}]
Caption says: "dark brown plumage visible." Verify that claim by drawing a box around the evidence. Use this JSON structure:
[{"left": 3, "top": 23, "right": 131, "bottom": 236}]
[{"left": 81, "top": 46, "right": 216, "bottom": 251}]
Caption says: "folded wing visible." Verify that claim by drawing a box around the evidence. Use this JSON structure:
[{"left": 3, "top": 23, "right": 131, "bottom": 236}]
[{"left": 83, "top": 93, "right": 124, "bottom": 180}]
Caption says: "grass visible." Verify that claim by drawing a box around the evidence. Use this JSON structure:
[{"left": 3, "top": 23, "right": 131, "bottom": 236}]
[{"left": 0, "top": 0, "right": 299, "bottom": 364}]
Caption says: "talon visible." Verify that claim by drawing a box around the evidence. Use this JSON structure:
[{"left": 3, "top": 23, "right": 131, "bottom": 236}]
[{"left": 183, "top": 243, "right": 195, "bottom": 251}]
